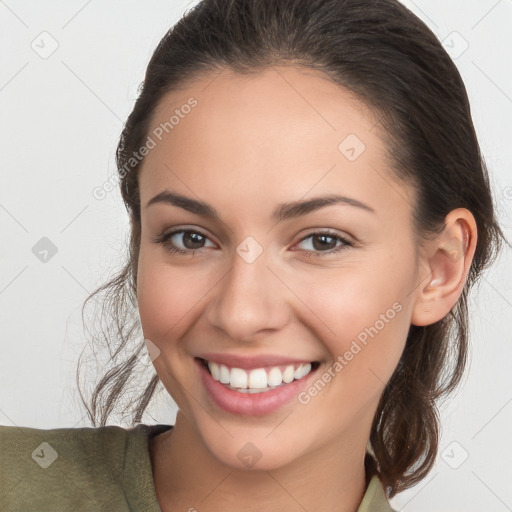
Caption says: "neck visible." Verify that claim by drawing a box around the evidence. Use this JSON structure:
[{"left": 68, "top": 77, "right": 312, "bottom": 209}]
[{"left": 150, "top": 412, "right": 369, "bottom": 512}]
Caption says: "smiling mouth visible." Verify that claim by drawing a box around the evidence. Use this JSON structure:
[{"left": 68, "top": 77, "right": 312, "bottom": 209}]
[{"left": 198, "top": 357, "right": 321, "bottom": 393}]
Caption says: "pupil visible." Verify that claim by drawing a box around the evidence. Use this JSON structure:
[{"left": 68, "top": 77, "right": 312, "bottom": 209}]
[
  {"left": 313, "top": 234, "right": 335, "bottom": 251},
  {"left": 184, "top": 232, "right": 204, "bottom": 249}
]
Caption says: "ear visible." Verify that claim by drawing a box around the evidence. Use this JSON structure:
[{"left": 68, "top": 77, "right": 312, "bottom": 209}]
[{"left": 411, "top": 208, "right": 478, "bottom": 327}]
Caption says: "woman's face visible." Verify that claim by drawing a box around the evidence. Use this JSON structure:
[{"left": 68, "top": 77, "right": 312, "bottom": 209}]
[{"left": 136, "top": 65, "right": 425, "bottom": 470}]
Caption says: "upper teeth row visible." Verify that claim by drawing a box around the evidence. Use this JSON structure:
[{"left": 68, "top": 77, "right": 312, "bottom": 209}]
[{"left": 207, "top": 360, "right": 312, "bottom": 389}]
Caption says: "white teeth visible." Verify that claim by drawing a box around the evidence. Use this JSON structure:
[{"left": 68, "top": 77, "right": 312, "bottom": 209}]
[
  {"left": 301, "top": 362, "right": 312, "bottom": 377},
  {"left": 230, "top": 367, "right": 248, "bottom": 388},
  {"left": 248, "top": 368, "right": 267, "bottom": 389},
  {"left": 206, "top": 359, "right": 314, "bottom": 392},
  {"left": 219, "top": 364, "right": 230, "bottom": 384},
  {"left": 267, "top": 367, "right": 283, "bottom": 387},
  {"left": 209, "top": 361, "right": 220, "bottom": 380},
  {"left": 282, "top": 365, "right": 295, "bottom": 383}
]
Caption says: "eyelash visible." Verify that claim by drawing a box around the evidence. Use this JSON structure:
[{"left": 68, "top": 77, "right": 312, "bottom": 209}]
[{"left": 152, "top": 228, "right": 354, "bottom": 258}]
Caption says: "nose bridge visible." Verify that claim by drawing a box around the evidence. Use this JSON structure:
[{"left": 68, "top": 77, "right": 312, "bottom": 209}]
[{"left": 206, "top": 236, "right": 289, "bottom": 341}]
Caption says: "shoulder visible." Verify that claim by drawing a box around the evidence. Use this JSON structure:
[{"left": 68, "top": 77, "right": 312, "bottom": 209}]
[
  {"left": 357, "top": 475, "right": 397, "bottom": 512},
  {"left": 0, "top": 423, "right": 172, "bottom": 512}
]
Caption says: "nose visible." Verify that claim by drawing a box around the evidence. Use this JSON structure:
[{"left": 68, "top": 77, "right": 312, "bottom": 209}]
[{"left": 205, "top": 243, "right": 291, "bottom": 342}]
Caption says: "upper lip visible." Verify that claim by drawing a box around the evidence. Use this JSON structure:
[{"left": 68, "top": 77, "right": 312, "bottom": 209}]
[{"left": 197, "top": 353, "right": 317, "bottom": 370}]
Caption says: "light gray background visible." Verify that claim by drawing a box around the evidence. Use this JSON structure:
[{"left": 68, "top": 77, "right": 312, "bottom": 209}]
[{"left": 1, "top": 1, "right": 511, "bottom": 510}]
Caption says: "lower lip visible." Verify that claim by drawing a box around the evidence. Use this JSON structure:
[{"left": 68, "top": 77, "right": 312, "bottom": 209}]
[{"left": 196, "top": 358, "right": 319, "bottom": 416}]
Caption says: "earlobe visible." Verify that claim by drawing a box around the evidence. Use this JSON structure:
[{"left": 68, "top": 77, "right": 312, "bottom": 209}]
[{"left": 411, "top": 208, "right": 477, "bottom": 327}]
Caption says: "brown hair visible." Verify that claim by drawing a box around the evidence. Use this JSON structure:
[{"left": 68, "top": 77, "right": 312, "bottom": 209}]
[{"left": 77, "top": 0, "right": 507, "bottom": 497}]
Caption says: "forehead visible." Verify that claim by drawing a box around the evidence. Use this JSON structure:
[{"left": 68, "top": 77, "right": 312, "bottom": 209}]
[{"left": 138, "top": 65, "right": 414, "bottom": 224}]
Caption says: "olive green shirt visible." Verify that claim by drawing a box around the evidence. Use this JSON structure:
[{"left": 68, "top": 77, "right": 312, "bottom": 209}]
[{"left": 0, "top": 423, "right": 394, "bottom": 511}]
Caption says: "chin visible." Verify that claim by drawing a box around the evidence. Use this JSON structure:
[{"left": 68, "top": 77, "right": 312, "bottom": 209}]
[{"left": 195, "top": 424, "right": 306, "bottom": 473}]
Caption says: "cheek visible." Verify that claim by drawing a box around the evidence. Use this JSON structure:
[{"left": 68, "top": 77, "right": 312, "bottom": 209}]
[
  {"left": 295, "top": 264, "right": 412, "bottom": 380},
  {"left": 136, "top": 255, "right": 211, "bottom": 342},
  {"left": 298, "top": 280, "right": 410, "bottom": 424}
]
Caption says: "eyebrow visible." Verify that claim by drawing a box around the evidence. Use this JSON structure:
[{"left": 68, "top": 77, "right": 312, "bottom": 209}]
[{"left": 146, "top": 190, "right": 375, "bottom": 221}]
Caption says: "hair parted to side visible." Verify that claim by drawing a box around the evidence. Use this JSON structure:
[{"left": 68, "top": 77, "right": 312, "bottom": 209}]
[{"left": 76, "top": 0, "right": 507, "bottom": 497}]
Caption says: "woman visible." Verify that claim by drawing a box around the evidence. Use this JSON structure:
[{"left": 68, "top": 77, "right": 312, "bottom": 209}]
[{"left": 0, "top": 0, "right": 506, "bottom": 510}]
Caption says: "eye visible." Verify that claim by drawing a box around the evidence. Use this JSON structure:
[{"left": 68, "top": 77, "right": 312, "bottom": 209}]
[
  {"left": 153, "top": 228, "right": 215, "bottom": 256},
  {"left": 153, "top": 228, "right": 353, "bottom": 258},
  {"left": 293, "top": 230, "right": 353, "bottom": 257}
]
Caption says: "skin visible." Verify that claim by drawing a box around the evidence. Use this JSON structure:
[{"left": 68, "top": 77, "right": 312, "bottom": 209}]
[{"left": 135, "top": 65, "right": 477, "bottom": 512}]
